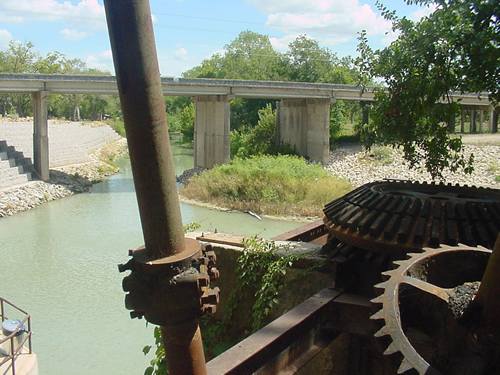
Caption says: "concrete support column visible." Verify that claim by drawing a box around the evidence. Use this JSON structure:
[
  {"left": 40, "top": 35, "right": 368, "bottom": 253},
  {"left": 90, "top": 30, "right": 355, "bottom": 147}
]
[
  {"left": 193, "top": 95, "right": 230, "bottom": 169},
  {"left": 490, "top": 107, "right": 498, "bottom": 133},
  {"left": 277, "top": 98, "right": 330, "bottom": 164},
  {"left": 32, "top": 91, "right": 49, "bottom": 181},
  {"left": 471, "top": 109, "right": 477, "bottom": 133},
  {"left": 479, "top": 109, "right": 484, "bottom": 133},
  {"left": 361, "top": 102, "right": 369, "bottom": 126},
  {"left": 460, "top": 110, "right": 465, "bottom": 133}
]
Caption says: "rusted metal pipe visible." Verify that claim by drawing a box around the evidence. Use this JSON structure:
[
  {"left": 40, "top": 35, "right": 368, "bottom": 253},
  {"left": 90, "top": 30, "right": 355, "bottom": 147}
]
[
  {"left": 104, "top": 0, "right": 184, "bottom": 258},
  {"left": 103, "top": 1, "right": 207, "bottom": 374}
]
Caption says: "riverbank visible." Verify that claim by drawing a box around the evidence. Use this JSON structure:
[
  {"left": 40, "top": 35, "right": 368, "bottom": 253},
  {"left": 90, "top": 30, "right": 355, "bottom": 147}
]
[
  {"left": 326, "top": 140, "right": 500, "bottom": 188},
  {"left": 0, "top": 137, "right": 127, "bottom": 217}
]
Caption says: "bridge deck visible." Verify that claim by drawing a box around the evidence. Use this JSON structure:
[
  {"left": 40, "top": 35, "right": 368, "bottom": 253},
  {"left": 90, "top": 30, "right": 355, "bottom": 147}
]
[{"left": 0, "top": 73, "right": 492, "bottom": 106}]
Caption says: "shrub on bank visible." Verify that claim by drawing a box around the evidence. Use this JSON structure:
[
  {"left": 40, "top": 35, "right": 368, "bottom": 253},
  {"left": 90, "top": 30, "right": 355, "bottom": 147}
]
[{"left": 180, "top": 155, "right": 352, "bottom": 217}]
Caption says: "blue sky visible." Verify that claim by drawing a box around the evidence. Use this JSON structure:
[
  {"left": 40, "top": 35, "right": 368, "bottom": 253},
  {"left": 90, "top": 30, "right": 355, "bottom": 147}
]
[{"left": 0, "top": 0, "right": 434, "bottom": 77}]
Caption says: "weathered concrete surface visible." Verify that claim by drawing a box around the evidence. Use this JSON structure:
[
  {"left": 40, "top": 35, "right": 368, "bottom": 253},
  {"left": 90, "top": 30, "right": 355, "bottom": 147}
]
[
  {"left": 32, "top": 91, "right": 49, "bottom": 180},
  {"left": 194, "top": 96, "right": 230, "bottom": 168},
  {"left": 0, "top": 120, "right": 120, "bottom": 167},
  {"left": 277, "top": 98, "right": 330, "bottom": 163}
]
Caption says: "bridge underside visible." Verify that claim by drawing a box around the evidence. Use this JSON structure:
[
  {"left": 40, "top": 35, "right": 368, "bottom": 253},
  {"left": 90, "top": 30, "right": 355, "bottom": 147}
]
[{"left": 0, "top": 74, "right": 497, "bottom": 177}]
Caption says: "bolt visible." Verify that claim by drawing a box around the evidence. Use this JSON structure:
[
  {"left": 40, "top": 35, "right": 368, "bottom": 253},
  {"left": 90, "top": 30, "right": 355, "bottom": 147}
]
[
  {"left": 201, "top": 287, "right": 220, "bottom": 305},
  {"left": 130, "top": 311, "right": 144, "bottom": 319},
  {"left": 118, "top": 259, "right": 134, "bottom": 273},
  {"left": 202, "top": 305, "right": 217, "bottom": 314}
]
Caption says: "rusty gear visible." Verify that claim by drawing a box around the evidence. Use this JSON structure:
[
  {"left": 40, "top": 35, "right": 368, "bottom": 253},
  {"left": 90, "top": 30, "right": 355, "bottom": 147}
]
[
  {"left": 323, "top": 180, "right": 500, "bottom": 254},
  {"left": 370, "top": 244, "right": 492, "bottom": 374},
  {"left": 118, "top": 238, "right": 220, "bottom": 325}
]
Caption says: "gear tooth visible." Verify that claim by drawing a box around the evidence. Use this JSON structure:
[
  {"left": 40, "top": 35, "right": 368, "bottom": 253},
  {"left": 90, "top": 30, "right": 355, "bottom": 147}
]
[
  {"left": 370, "top": 310, "right": 384, "bottom": 320},
  {"left": 374, "top": 326, "right": 389, "bottom": 337},
  {"left": 406, "top": 252, "right": 419, "bottom": 258},
  {"left": 392, "top": 260, "right": 406, "bottom": 267},
  {"left": 370, "top": 295, "right": 384, "bottom": 304},
  {"left": 384, "top": 342, "right": 399, "bottom": 355},
  {"left": 397, "top": 358, "right": 413, "bottom": 374},
  {"left": 374, "top": 281, "right": 389, "bottom": 290},
  {"left": 381, "top": 270, "right": 393, "bottom": 277}
]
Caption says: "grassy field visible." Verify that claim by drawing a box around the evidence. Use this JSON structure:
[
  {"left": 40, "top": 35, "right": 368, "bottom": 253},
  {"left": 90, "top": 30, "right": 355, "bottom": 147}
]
[{"left": 181, "top": 155, "right": 352, "bottom": 217}]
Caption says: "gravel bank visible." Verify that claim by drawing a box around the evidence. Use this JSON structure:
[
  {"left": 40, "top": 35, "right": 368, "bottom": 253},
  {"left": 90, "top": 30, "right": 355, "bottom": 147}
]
[
  {"left": 0, "top": 138, "right": 127, "bottom": 217},
  {"left": 326, "top": 144, "right": 500, "bottom": 188}
]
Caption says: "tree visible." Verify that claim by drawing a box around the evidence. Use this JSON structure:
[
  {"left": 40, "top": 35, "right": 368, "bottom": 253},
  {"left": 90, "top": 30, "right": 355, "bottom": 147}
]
[
  {"left": 356, "top": 0, "right": 499, "bottom": 178},
  {"left": 0, "top": 41, "right": 116, "bottom": 120},
  {"left": 284, "top": 35, "right": 356, "bottom": 84}
]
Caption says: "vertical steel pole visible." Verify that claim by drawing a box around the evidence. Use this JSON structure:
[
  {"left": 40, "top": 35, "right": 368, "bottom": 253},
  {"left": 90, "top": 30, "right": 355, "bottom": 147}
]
[{"left": 103, "top": 1, "right": 207, "bottom": 374}]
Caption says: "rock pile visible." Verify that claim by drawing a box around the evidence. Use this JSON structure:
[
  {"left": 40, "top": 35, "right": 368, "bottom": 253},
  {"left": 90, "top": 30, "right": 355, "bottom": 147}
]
[
  {"left": 326, "top": 144, "right": 500, "bottom": 188},
  {"left": 0, "top": 138, "right": 127, "bottom": 217}
]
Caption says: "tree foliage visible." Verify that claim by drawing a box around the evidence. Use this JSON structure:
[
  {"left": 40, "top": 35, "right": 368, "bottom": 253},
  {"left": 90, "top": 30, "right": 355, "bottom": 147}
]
[
  {"left": 356, "top": 0, "right": 498, "bottom": 178},
  {"left": 184, "top": 31, "right": 360, "bottom": 153},
  {"left": 0, "top": 41, "right": 118, "bottom": 120}
]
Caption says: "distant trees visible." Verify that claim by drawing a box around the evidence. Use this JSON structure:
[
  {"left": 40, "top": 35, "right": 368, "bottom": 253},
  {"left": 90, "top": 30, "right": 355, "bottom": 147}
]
[
  {"left": 0, "top": 41, "right": 119, "bottom": 120},
  {"left": 180, "top": 31, "right": 362, "bottom": 148}
]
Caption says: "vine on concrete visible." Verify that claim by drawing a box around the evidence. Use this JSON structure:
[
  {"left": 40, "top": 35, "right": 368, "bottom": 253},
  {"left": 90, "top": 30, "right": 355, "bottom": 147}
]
[
  {"left": 235, "top": 237, "right": 298, "bottom": 330},
  {"left": 142, "top": 235, "right": 298, "bottom": 374}
]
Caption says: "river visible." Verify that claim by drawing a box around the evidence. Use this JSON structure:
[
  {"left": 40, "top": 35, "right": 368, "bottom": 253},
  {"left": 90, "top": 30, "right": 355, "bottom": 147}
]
[{"left": 0, "top": 140, "right": 301, "bottom": 374}]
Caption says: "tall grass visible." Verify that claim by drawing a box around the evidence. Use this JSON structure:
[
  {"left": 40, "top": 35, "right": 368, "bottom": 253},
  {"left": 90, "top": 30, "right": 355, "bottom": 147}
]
[{"left": 181, "top": 155, "right": 352, "bottom": 217}]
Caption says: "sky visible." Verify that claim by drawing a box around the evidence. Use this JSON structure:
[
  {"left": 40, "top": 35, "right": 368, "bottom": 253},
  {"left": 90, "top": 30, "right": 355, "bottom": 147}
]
[{"left": 0, "top": 0, "right": 435, "bottom": 77}]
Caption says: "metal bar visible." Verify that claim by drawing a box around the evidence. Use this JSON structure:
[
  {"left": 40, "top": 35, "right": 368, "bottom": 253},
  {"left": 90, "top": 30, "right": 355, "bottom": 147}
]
[
  {"left": 103, "top": 1, "right": 207, "bottom": 374},
  {"left": 28, "top": 317, "right": 32, "bottom": 354},
  {"left": 206, "top": 288, "right": 342, "bottom": 375},
  {"left": 271, "top": 220, "right": 326, "bottom": 242},
  {"left": 11, "top": 338, "right": 15, "bottom": 375},
  {"left": 0, "top": 297, "right": 29, "bottom": 315}
]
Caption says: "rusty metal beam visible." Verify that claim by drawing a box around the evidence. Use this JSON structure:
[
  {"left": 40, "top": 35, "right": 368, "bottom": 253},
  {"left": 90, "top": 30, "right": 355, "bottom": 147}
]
[
  {"left": 103, "top": 1, "right": 207, "bottom": 374},
  {"left": 272, "top": 220, "right": 327, "bottom": 242},
  {"left": 206, "top": 289, "right": 372, "bottom": 374}
]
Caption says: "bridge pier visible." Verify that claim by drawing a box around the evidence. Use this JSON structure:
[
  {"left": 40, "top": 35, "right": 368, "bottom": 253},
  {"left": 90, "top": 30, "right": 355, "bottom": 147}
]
[
  {"left": 193, "top": 95, "right": 230, "bottom": 168},
  {"left": 277, "top": 98, "right": 330, "bottom": 164},
  {"left": 32, "top": 91, "right": 49, "bottom": 181},
  {"left": 471, "top": 109, "right": 477, "bottom": 133},
  {"left": 490, "top": 107, "right": 498, "bottom": 133},
  {"left": 361, "top": 102, "right": 370, "bottom": 126}
]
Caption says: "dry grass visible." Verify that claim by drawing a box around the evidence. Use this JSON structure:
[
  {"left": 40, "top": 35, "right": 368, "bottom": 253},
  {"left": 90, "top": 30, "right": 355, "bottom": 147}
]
[{"left": 181, "top": 155, "right": 352, "bottom": 217}]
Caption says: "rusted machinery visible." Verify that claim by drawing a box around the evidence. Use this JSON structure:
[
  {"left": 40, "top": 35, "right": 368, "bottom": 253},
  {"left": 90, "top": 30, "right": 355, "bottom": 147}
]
[
  {"left": 322, "top": 179, "right": 500, "bottom": 374},
  {"left": 103, "top": 1, "right": 218, "bottom": 374}
]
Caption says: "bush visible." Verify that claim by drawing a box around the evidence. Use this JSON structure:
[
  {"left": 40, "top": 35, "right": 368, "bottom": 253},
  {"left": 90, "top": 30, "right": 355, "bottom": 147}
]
[
  {"left": 181, "top": 155, "right": 352, "bottom": 217},
  {"left": 107, "top": 118, "right": 126, "bottom": 137},
  {"left": 170, "top": 103, "right": 195, "bottom": 141},
  {"left": 231, "top": 104, "right": 295, "bottom": 158}
]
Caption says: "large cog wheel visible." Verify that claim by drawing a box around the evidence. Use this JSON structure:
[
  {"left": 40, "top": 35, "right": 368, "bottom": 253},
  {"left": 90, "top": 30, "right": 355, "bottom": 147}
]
[{"left": 370, "top": 244, "right": 493, "bottom": 375}]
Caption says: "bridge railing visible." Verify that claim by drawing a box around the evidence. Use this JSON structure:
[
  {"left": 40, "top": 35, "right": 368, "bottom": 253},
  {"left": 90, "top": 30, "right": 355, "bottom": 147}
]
[{"left": 0, "top": 297, "right": 32, "bottom": 375}]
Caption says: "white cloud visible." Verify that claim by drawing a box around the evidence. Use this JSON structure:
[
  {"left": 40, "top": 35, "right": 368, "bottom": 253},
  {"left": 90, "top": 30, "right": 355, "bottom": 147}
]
[
  {"left": 0, "top": 0, "right": 105, "bottom": 29},
  {"left": 85, "top": 49, "right": 113, "bottom": 73},
  {"left": 174, "top": 47, "right": 188, "bottom": 61},
  {"left": 0, "top": 29, "right": 13, "bottom": 49},
  {"left": 249, "top": 0, "right": 392, "bottom": 46},
  {"left": 269, "top": 34, "right": 299, "bottom": 51},
  {"left": 60, "top": 28, "right": 88, "bottom": 41}
]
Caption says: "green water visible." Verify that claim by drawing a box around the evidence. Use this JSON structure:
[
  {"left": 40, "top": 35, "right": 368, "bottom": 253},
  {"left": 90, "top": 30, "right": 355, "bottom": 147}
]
[{"left": 0, "top": 141, "right": 301, "bottom": 374}]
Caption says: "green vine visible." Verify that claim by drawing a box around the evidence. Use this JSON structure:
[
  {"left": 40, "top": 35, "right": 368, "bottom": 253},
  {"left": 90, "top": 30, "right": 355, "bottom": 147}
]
[
  {"left": 143, "top": 326, "right": 167, "bottom": 375},
  {"left": 234, "top": 237, "right": 298, "bottom": 330},
  {"left": 142, "top": 236, "right": 298, "bottom": 374}
]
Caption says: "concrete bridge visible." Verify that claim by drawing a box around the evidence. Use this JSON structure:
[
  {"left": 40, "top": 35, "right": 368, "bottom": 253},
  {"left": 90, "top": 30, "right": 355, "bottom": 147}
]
[{"left": 0, "top": 73, "right": 496, "bottom": 181}]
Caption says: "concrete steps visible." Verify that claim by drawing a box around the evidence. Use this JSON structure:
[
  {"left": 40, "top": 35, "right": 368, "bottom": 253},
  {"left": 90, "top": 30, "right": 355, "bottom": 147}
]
[{"left": 0, "top": 140, "right": 35, "bottom": 190}]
